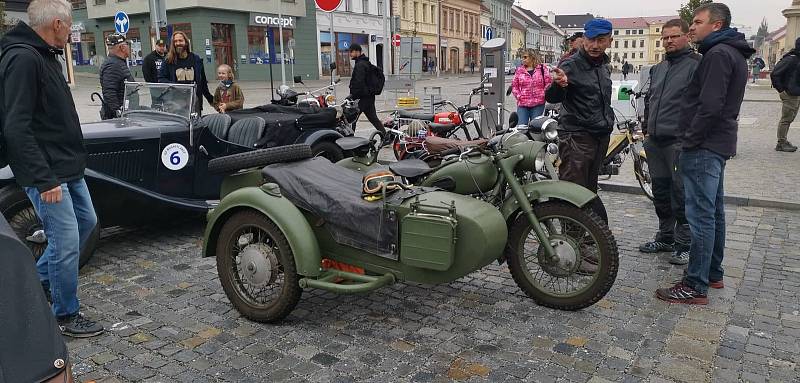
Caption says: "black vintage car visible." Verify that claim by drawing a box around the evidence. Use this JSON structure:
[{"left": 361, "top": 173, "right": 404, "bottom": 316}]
[{"left": 0, "top": 82, "right": 354, "bottom": 266}]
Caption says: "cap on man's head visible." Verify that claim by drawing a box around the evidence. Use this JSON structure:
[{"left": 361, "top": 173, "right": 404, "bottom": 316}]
[
  {"left": 569, "top": 32, "right": 584, "bottom": 41},
  {"left": 584, "top": 19, "right": 613, "bottom": 39},
  {"left": 155, "top": 39, "right": 166, "bottom": 46},
  {"left": 349, "top": 43, "right": 363, "bottom": 53},
  {"left": 105, "top": 33, "right": 127, "bottom": 46}
]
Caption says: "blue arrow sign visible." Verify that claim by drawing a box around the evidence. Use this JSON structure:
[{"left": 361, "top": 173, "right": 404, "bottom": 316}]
[
  {"left": 114, "top": 11, "right": 130, "bottom": 35},
  {"left": 485, "top": 27, "right": 493, "bottom": 40}
]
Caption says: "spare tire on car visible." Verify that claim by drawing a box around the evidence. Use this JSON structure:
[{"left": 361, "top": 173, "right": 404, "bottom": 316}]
[{"left": 208, "top": 144, "right": 314, "bottom": 175}]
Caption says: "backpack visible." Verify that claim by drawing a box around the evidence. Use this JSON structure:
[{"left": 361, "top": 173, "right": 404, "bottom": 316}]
[
  {"left": 366, "top": 63, "right": 385, "bottom": 96},
  {"left": 0, "top": 44, "right": 45, "bottom": 169},
  {"left": 770, "top": 53, "right": 800, "bottom": 94}
]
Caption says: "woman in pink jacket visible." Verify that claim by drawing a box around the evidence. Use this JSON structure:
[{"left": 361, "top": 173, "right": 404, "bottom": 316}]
[{"left": 511, "top": 49, "right": 552, "bottom": 125}]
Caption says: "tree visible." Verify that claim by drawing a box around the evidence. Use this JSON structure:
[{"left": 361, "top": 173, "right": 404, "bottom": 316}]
[
  {"left": 678, "top": 0, "right": 713, "bottom": 26},
  {"left": 754, "top": 18, "right": 769, "bottom": 49}
]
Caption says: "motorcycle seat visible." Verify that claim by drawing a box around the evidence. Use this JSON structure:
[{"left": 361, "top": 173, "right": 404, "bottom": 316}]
[
  {"left": 424, "top": 136, "right": 488, "bottom": 155},
  {"left": 398, "top": 110, "right": 435, "bottom": 121},
  {"left": 428, "top": 122, "right": 457, "bottom": 135},
  {"left": 389, "top": 159, "right": 435, "bottom": 178},
  {"left": 336, "top": 136, "right": 372, "bottom": 151}
]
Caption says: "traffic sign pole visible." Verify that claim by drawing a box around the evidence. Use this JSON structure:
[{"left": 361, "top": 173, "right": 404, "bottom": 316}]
[{"left": 316, "top": 0, "right": 342, "bottom": 85}]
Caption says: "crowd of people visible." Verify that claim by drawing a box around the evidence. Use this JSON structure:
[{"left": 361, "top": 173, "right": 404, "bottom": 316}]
[{"left": 0, "top": 0, "right": 777, "bottom": 379}]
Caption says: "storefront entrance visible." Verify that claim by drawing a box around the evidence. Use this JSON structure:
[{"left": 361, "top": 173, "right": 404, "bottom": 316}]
[
  {"left": 449, "top": 48, "right": 459, "bottom": 74},
  {"left": 212, "top": 23, "right": 235, "bottom": 67}
]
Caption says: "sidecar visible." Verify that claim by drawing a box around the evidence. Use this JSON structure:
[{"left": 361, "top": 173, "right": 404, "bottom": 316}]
[{"left": 202, "top": 147, "right": 507, "bottom": 323}]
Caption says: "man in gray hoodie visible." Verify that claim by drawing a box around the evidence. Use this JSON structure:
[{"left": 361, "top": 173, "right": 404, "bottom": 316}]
[{"left": 638, "top": 18, "right": 700, "bottom": 266}]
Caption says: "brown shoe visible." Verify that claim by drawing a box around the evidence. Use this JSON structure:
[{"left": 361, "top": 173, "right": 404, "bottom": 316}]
[
  {"left": 709, "top": 279, "right": 724, "bottom": 289},
  {"left": 656, "top": 282, "right": 708, "bottom": 305}
]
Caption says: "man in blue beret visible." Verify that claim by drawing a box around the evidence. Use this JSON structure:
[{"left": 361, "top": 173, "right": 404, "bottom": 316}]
[{"left": 546, "top": 18, "right": 614, "bottom": 238}]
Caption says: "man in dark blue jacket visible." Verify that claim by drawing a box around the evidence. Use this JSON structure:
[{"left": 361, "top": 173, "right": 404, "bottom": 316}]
[
  {"left": 638, "top": 19, "right": 700, "bottom": 266},
  {"left": 158, "top": 31, "right": 213, "bottom": 114},
  {"left": 0, "top": 0, "right": 104, "bottom": 337},
  {"left": 99, "top": 33, "right": 134, "bottom": 119},
  {"left": 656, "top": 3, "right": 755, "bottom": 305}
]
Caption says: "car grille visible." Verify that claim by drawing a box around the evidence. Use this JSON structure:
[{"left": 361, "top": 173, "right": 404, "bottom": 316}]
[{"left": 88, "top": 149, "right": 147, "bottom": 182}]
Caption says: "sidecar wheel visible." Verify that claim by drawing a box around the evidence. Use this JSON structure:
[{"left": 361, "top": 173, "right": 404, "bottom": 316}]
[
  {"left": 216, "top": 210, "right": 301, "bottom": 323},
  {"left": 506, "top": 201, "right": 618, "bottom": 310}
]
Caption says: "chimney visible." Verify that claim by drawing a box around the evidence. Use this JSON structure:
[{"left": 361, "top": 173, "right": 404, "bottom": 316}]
[{"left": 548, "top": 11, "right": 555, "bottom": 24}]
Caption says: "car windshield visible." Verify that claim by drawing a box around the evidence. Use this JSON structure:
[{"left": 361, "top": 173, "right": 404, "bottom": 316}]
[{"left": 122, "top": 82, "right": 195, "bottom": 120}]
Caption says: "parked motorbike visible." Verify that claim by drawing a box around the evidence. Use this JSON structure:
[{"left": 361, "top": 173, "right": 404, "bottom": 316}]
[
  {"left": 337, "top": 120, "right": 619, "bottom": 309},
  {"left": 203, "top": 131, "right": 618, "bottom": 322}
]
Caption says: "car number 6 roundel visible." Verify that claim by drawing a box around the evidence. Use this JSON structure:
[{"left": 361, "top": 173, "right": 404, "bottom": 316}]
[{"left": 161, "top": 143, "right": 189, "bottom": 171}]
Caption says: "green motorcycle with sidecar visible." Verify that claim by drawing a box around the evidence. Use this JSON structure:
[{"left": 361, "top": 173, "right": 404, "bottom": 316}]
[{"left": 202, "top": 120, "right": 618, "bottom": 322}]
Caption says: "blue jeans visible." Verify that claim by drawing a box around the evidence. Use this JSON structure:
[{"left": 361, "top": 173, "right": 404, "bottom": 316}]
[
  {"left": 516, "top": 105, "right": 546, "bottom": 125},
  {"left": 24, "top": 178, "right": 97, "bottom": 318},
  {"left": 680, "top": 149, "right": 726, "bottom": 295}
]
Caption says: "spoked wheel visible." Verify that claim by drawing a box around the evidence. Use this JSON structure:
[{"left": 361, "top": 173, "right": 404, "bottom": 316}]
[
  {"left": 0, "top": 186, "right": 97, "bottom": 267},
  {"left": 506, "top": 201, "right": 619, "bottom": 310},
  {"left": 634, "top": 156, "right": 654, "bottom": 200},
  {"left": 216, "top": 210, "right": 301, "bottom": 323}
]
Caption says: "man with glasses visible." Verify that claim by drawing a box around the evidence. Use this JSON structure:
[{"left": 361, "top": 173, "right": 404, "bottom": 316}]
[
  {"left": 638, "top": 19, "right": 700, "bottom": 266},
  {"left": 99, "top": 33, "right": 134, "bottom": 119}
]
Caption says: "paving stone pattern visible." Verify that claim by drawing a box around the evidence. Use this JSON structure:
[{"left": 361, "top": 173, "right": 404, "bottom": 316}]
[{"left": 65, "top": 192, "right": 800, "bottom": 382}]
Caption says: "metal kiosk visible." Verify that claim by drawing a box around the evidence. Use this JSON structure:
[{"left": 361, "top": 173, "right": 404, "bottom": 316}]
[{"left": 480, "top": 38, "right": 506, "bottom": 130}]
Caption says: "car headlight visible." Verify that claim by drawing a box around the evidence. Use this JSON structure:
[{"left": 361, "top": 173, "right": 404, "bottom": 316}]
[
  {"left": 543, "top": 119, "right": 559, "bottom": 141},
  {"left": 463, "top": 111, "right": 475, "bottom": 124}
]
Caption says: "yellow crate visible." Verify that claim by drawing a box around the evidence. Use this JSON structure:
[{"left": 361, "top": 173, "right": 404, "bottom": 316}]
[{"left": 396, "top": 97, "right": 419, "bottom": 108}]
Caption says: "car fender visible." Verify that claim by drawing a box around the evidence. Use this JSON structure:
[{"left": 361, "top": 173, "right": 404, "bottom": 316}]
[
  {"left": 203, "top": 185, "right": 322, "bottom": 277},
  {"left": 500, "top": 180, "right": 597, "bottom": 221},
  {"left": 296, "top": 129, "right": 343, "bottom": 147}
]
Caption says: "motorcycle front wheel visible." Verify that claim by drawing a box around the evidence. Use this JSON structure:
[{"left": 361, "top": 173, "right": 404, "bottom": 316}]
[
  {"left": 634, "top": 156, "right": 654, "bottom": 200},
  {"left": 506, "top": 201, "right": 618, "bottom": 310}
]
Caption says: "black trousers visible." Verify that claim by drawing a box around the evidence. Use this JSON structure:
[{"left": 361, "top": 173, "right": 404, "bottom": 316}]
[
  {"left": 558, "top": 131, "right": 611, "bottom": 223},
  {"left": 357, "top": 96, "right": 384, "bottom": 132},
  {"left": 644, "top": 137, "right": 690, "bottom": 248}
]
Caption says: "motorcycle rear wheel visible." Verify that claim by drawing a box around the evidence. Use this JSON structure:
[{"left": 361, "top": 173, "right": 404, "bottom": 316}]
[
  {"left": 634, "top": 157, "right": 654, "bottom": 201},
  {"left": 506, "top": 201, "right": 618, "bottom": 310}
]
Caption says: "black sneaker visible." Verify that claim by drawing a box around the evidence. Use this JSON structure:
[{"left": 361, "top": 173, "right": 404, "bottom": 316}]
[
  {"left": 776, "top": 141, "right": 798, "bottom": 152},
  {"left": 669, "top": 249, "right": 690, "bottom": 265},
  {"left": 58, "top": 313, "right": 105, "bottom": 338},
  {"left": 655, "top": 282, "right": 708, "bottom": 305},
  {"left": 639, "top": 240, "right": 674, "bottom": 253}
]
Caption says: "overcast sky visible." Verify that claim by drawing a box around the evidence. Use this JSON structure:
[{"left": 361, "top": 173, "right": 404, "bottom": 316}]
[{"left": 520, "top": 0, "right": 789, "bottom": 34}]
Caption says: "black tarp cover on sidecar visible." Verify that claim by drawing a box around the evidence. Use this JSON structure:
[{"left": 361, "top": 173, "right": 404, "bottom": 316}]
[
  {"left": 227, "top": 105, "right": 337, "bottom": 148},
  {"left": 262, "top": 158, "right": 435, "bottom": 260},
  {"left": 0, "top": 216, "right": 70, "bottom": 383}
]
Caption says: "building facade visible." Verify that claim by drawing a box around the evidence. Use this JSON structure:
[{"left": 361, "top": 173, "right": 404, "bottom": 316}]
[
  {"left": 553, "top": 13, "right": 594, "bottom": 38},
  {"left": 535, "top": 13, "right": 563, "bottom": 64},
  {"left": 440, "top": 0, "right": 481, "bottom": 73},
  {"left": 644, "top": 16, "right": 671, "bottom": 64},
  {"left": 510, "top": 16, "right": 525, "bottom": 59},
  {"left": 315, "top": 0, "right": 388, "bottom": 77},
  {"left": 607, "top": 17, "right": 649, "bottom": 71},
  {"left": 70, "top": 0, "right": 320, "bottom": 81},
  {"left": 512, "top": 6, "right": 541, "bottom": 56},
  {"left": 394, "top": 0, "right": 439, "bottom": 73},
  {"left": 762, "top": 26, "right": 788, "bottom": 68},
  {"left": 484, "top": 0, "right": 513, "bottom": 60}
]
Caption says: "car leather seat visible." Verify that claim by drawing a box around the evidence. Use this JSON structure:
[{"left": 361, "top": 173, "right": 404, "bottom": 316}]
[
  {"left": 203, "top": 113, "right": 232, "bottom": 140},
  {"left": 227, "top": 117, "right": 266, "bottom": 148}
]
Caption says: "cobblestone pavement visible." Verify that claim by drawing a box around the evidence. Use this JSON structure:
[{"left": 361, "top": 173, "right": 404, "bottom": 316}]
[{"left": 66, "top": 191, "right": 800, "bottom": 382}]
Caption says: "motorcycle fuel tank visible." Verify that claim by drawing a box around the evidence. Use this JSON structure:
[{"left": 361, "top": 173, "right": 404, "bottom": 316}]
[{"left": 420, "top": 154, "right": 497, "bottom": 195}]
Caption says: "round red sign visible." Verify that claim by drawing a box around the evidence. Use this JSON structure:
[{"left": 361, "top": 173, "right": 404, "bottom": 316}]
[
  {"left": 316, "top": 0, "right": 342, "bottom": 12},
  {"left": 392, "top": 34, "right": 401, "bottom": 47}
]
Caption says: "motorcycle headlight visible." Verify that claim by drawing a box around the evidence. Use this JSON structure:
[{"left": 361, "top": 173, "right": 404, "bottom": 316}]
[
  {"left": 543, "top": 119, "right": 559, "bottom": 141},
  {"left": 463, "top": 111, "right": 475, "bottom": 124},
  {"left": 547, "top": 143, "right": 559, "bottom": 155},
  {"left": 325, "top": 94, "right": 336, "bottom": 106}
]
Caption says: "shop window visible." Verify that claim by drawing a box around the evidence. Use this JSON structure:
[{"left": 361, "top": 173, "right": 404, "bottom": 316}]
[
  {"left": 247, "top": 26, "right": 293, "bottom": 65},
  {"left": 212, "top": 23, "right": 235, "bottom": 67},
  {"left": 71, "top": 32, "right": 96, "bottom": 65},
  {"left": 94, "top": 0, "right": 105, "bottom": 4}
]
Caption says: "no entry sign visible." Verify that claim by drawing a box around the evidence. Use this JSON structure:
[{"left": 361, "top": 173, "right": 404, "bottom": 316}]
[
  {"left": 316, "top": 0, "right": 342, "bottom": 12},
  {"left": 392, "top": 34, "right": 401, "bottom": 47}
]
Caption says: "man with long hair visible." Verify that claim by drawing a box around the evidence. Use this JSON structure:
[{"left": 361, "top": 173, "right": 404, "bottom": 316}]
[{"left": 157, "top": 31, "right": 213, "bottom": 114}]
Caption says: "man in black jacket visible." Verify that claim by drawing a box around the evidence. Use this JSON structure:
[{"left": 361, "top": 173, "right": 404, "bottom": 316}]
[
  {"left": 142, "top": 38, "right": 166, "bottom": 83},
  {"left": 546, "top": 18, "right": 614, "bottom": 224},
  {"left": 99, "top": 33, "right": 134, "bottom": 119},
  {"left": 639, "top": 19, "right": 700, "bottom": 266},
  {"left": 772, "top": 37, "right": 800, "bottom": 152},
  {"left": 348, "top": 44, "right": 384, "bottom": 132},
  {"left": 0, "top": 0, "right": 104, "bottom": 337},
  {"left": 656, "top": 3, "right": 754, "bottom": 305}
]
